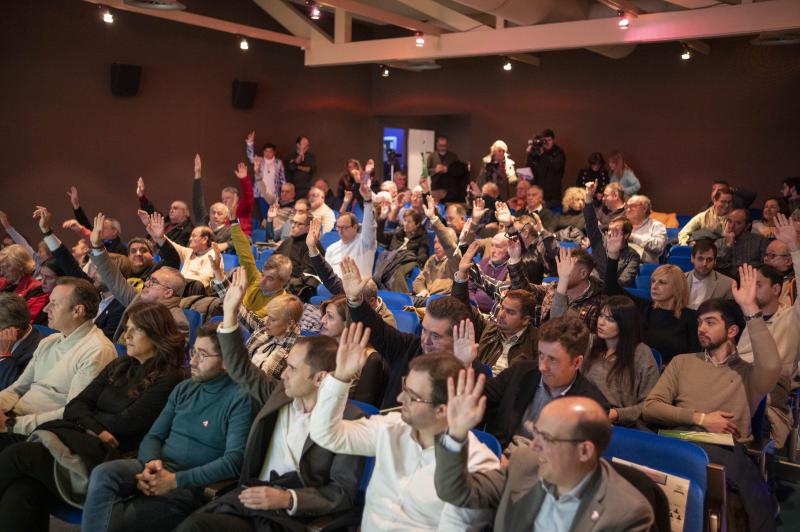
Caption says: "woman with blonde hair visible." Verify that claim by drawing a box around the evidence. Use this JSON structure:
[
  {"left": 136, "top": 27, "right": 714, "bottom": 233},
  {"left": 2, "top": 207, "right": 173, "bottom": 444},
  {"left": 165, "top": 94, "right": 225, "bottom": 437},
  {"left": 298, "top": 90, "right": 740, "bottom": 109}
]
[
  {"left": 552, "top": 186, "right": 587, "bottom": 235},
  {"left": 0, "top": 244, "right": 48, "bottom": 322},
  {"left": 607, "top": 151, "right": 641, "bottom": 197},
  {"left": 246, "top": 292, "right": 303, "bottom": 378},
  {"left": 477, "top": 139, "right": 517, "bottom": 199},
  {"left": 606, "top": 230, "right": 699, "bottom": 366}
]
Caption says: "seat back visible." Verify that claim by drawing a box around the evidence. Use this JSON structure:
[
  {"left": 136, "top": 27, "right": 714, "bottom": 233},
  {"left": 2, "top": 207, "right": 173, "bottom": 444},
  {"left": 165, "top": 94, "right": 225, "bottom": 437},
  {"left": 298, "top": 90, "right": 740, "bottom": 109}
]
[
  {"left": 255, "top": 249, "right": 274, "bottom": 271},
  {"left": 115, "top": 344, "right": 127, "bottom": 357},
  {"left": 625, "top": 287, "right": 652, "bottom": 300},
  {"left": 222, "top": 253, "right": 240, "bottom": 271},
  {"left": 635, "top": 275, "right": 652, "bottom": 290},
  {"left": 471, "top": 429, "right": 502, "bottom": 458},
  {"left": 33, "top": 324, "right": 58, "bottom": 337},
  {"left": 668, "top": 245, "right": 693, "bottom": 259},
  {"left": 316, "top": 284, "right": 333, "bottom": 299},
  {"left": 650, "top": 348, "right": 663, "bottom": 371},
  {"left": 320, "top": 231, "right": 340, "bottom": 250},
  {"left": 349, "top": 400, "right": 380, "bottom": 416},
  {"left": 378, "top": 290, "right": 413, "bottom": 310},
  {"left": 183, "top": 309, "right": 203, "bottom": 351},
  {"left": 667, "top": 257, "right": 693, "bottom": 272},
  {"left": 251, "top": 228, "right": 267, "bottom": 243},
  {"left": 639, "top": 263, "right": 659, "bottom": 276},
  {"left": 392, "top": 310, "right": 420, "bottom": 335},
  {"left": 605, "top": 426, "right": 708, "bottom": 532}
]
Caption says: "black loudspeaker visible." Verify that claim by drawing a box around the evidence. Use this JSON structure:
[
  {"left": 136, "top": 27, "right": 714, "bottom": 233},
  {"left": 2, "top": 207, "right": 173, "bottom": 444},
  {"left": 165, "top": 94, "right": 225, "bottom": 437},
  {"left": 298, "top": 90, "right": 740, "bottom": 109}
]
[
  {"left": 110, "top": 63, "right": 142, "bottom": 97},
  {"left": 232, "top": 80, "right": 257, "bottom": 109}
]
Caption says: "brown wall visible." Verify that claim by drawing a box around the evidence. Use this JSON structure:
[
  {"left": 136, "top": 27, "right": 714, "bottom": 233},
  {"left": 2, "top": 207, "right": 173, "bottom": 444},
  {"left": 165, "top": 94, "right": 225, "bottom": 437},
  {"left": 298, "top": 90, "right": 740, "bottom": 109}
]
[{"left": 1, "top": 0, "right": 799, "bottom": 244}]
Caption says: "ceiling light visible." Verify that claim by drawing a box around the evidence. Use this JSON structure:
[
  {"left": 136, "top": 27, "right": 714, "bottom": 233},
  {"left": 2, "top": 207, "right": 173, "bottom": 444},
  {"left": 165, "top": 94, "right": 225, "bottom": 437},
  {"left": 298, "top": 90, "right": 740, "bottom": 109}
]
[
  {"left": 308, "top": 1, "right": 321, "bottom": 20},
  {"left": 681, "top": 43, "right": 692, "bottom": 60},
  {"left": 617, "top": 11, "right": 630, "bottom": 30},
  {"left": 415, "top": 31, "right": 425, "bottom": 47},
  {"left": 502, "top": 57, "right": 512, "bottom": 71},
  {"left": 239, "top": 37, "right": 249, "bottom": 51},
  {"left": 101, "top": 8, "right": 114, "bottom": 24},
  {"left": 380, "top": 65, "right": 390, "bottom": 78}
]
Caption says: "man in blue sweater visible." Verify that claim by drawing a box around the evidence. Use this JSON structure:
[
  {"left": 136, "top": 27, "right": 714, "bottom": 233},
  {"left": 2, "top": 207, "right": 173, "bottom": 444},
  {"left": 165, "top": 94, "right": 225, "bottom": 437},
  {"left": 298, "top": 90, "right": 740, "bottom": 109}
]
[{"left": 81, "top": 323, "right": 254, "bottom": 532}]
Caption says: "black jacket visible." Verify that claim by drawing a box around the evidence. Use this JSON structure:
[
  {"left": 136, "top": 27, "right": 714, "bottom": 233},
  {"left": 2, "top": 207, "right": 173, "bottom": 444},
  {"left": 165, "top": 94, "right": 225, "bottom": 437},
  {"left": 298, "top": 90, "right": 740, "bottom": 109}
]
[
  {"left": 584, "top": 202, "right": 640, "bottom": 288},
  {"left": 526, "top": 144, "right": 566, "bottom": 202},
  {"left": 0, "top": 327, "right": 44, "bottom": 390},
  {"left": 275, "top": 235, "right": 320, "bottom": 302},
  {"left": 483, "top": 360, "right": 610, "bottom": 448},
  {"left": 378, "top": 220, "right": 430, "bottom": 267}
]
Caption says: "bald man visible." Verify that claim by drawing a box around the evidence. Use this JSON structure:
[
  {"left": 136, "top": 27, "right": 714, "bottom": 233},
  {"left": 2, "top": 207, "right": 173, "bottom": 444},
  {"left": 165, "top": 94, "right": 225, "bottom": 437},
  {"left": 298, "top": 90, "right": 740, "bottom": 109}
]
[
  {"left": 763, "top": 238, "right": 796, "bottom": 306},
  {"left": 435, "top": 383, "right": 654, "bottom": 532}
]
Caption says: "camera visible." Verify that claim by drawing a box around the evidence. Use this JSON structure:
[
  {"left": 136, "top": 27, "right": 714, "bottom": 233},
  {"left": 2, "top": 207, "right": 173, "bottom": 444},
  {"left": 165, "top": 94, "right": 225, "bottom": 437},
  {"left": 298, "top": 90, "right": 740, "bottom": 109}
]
[{"left": 531, "top": 136, "right": 545, "bottom": 147}]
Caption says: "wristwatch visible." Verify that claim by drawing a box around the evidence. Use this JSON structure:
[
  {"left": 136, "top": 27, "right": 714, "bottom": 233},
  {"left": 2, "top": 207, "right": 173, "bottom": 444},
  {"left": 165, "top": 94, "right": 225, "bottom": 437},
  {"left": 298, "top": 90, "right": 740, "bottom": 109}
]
[{"left": 744, "top": 311, "right": 764, "bottom": 322}]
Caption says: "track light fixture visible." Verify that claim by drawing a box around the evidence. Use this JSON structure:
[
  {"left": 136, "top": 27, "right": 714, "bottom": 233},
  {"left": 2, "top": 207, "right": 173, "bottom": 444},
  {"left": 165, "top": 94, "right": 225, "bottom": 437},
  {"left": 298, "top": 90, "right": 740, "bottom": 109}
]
[
  {"left": 415, "top": 31, "right": 425, "bottom": 47},
  {"left": 680, "top": 43, "right": 692, "bottom": 60},
  {"left": 239, "top": 37, "right": 249, "bottom": 51},
  {"left": 308, "top": 1, "right": 321, "bottom": 20},
  {"left": 617, "top": 11, "right": 630, "bottom": 30},
  {"left": 502, "top": 57, "right": 512, "bottom": 71},
  {"left": 100, "top": 6, "right": 114, "bottom": 24},
  {"left": 380, "top": 65, "right": 390, "bottom": 78}
]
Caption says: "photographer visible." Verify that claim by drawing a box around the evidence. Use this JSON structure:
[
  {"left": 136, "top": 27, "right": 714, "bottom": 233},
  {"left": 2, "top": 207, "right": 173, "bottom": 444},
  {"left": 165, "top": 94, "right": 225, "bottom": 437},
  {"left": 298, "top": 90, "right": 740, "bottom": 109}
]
[{"left": 525, "top": 128, "right": 566, "bottom": 207}]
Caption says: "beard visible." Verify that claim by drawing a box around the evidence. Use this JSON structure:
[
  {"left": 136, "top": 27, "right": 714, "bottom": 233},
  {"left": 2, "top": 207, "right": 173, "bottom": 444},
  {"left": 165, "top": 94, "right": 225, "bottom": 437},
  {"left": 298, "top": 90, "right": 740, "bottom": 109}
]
[{"left": 699, "top": 335, "right": 726, "bottom": 351}]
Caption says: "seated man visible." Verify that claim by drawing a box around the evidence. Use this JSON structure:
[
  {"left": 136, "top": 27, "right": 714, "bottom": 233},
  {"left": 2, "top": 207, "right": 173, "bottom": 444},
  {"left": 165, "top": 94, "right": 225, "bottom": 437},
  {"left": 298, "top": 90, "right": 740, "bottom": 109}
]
[
  {"left": 274, "top": 210, "right": 320, "bottom": 301},
  {"left": 685, "top": 239, "right": 734, "bottom": 310},
  {"left": 704, "top": 180, "right": 757, "bottom": 211},
  {"left": 192, "top": 154, "right": 232, "bottom": 250},
  {"left": 310, "top": 326, "right": 500, "bottom": 531},
  {"left": 325, "top": 181, "right": 377, "bottom": 278},
  {"left": 413, "top": 196, "right": 461, "bottom": 298},
  {"left": 715, "top": 208, "right": 767, "bottom": 279},
  {"left": 66, "top": 185, "right": 128, "bottom": 255},
  {"left": 643, "top": 266, "right": 781, "bottom": 532},
  {"left": 144, "top": 211, "right": 218, "bottom": 288},
  {"left": 624, "top": 194, "right": 667, "bottom": 263},
  {"left": 81, "top": 323, "right": 254, "bottom": 532},
  {"left": 436, "top": 386, "right": 654, "bottom": 532},
  {"left": 763, "top": 235, "right": 796, "bottom": 306},
  {"left": 176, "top": 270, "right": 362, "bottom": 531},
  {"left": 516, "top": 184, "right": 555, "bottom": 232},
  {"left": 595, "top": 182, "right": 626, "bottom": 230},
  {"left": 137, "top": 177, "right": 194, "bottom": 246},
  {"left": 0, "top": 294, "right": 44, "bottom": 390},
  {"left": 308, "top": 186, "right": 336, "bottom": 233},
  {"left": 482, "top": 316, "right": 609, "bottom": 449},
  {"left": 583, "top": 184, "right": 639, "bottom": 287},
  {"left": 0, "top": 278, "right": 116, "bottom": 449},
  {"left": 783, "top": 176, "right": 800, "bottom": 215},
  {"left": 469, "top": 233, "right": 509, "bottom": 313},
  {"left": 678, "top": 186, "right": 734, "bottom": 245}
]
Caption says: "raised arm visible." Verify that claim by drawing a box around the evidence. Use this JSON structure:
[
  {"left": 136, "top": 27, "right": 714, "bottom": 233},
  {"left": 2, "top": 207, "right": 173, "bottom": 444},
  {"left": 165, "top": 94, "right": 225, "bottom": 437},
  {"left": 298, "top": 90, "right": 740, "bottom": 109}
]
[
  {"left": 89, "top": 213, "right": 137, "bottom": 305},
  {"left": 192, "top": 154, "right": 208, "bottom": 223},
  {"left": 360, "top": 181, "right": 377, "bottom": 251},
  {"left": 307, "top": 217, "right": 343, "bottom": 295},
  {"left": 67, "top": 186, "right": 94, "bottom": 230}
]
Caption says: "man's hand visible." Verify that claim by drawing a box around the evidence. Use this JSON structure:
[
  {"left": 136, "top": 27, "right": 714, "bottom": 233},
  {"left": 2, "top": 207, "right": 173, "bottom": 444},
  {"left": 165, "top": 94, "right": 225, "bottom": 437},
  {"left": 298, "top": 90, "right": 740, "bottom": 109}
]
[
  {"left": 606, "top": 227, "right": 624, "bottom": 260},
  {"left": 732, "top": 264, "right": 759, "bottom": 316},
  {"left": 97, "top": 430, "right": 119, "bottom": 448},
  {"left": 364, "top": 159, "right": 375, "bottom": 175},
  {"left": 235, "top": 162, "right": 248, "bottom": 180},
  {"left": 340, "top": 256, "right": 369, "bottom": 302},
  {"left": 333, "top": 322, "right": 372, "bottom": 383},
  {"left": 722, "top": 219, "right": 736, "bottom": 247},
  {"left": 253, "top": 155, "right": 262, "bottom": 176},
  {"left": 360, "top": 179, "right": 372, "bottom": 202},
  {"left": 62, "top": 219, "right": 86, "bottom": 234},
  {"left": 0, "top": 210, "right": 10, "bottom": 231},
  {"left": 267, "top": 202, "right": 279, "bottom": 222},
  {"left": 246, "top": 130, "right": 255, "bottom": 145},
  {"left": 495, "top": 201, "right": 512, "bottom": 226},
  {"left": 209, "top": 242, "right": 224, "bottom": 281},
  {"left": 239, "top": 486, "right": 292, "bottom": 511},
  {"left": 555, "top": 247, "right": 576, "bottom": 295},
  {"left": 222, "top": 267, "right": 248, "bottom": 328},
  {"left": 471, "top": 197, "right": 487, "bottom": 221},
  {"left": 507, "top": 236, "right": 522, "bottom": 264},
  {"left": 530, "top": 212, "right": 544, "bottom": 235},
  {"left": 32, "top": 206, "right": 53, "bottom": 233},
  {"left": 342, "top": 190, "right": 353, "bottom": 207},
  {"left": 306, "top": 217, "right": 322, "bottom": 255},
  {"left": 0, "top": 327, "right": 18, "bottom": 355},
  {"left": 136, "top": 177, "right": 145, "bottom": 198},
  {"left": 698, "top": 410, "right": 740, "bottom": 438},
  {"left": 67, "top": 185, "right": 80, "bottom": 209},
  {"left": 136, "top": 209, "right": 151, "bottom": 229},
  {"left": 452, "top": 319, "right": 478, "bottom": 367},
  {"left": 194, "top": 154, "right": 202, "bottom": 179},
  {"left": 147, "top": 212, "right": 166, "bottom": 244},
  {"left": 774, "top": 213, "right": 799, "bottom": 252},
  {"left": 608, "top": 409, "right": 619, "bottom": 423},
  {"left": 90, "top": 213, "right": 106, "bottom": 248},
  {"left": 584, "top": 181, "right": 596, "bottom": 204},
  {"left": 423, "top": 195, "right": 438, "bottom": 220},
  {"left": 446, "top": 368, "right": 487, "bottom": 442},
  {"left": 458, "top": 241, "right": 480, "bottom": 275},
  {"left": 458, "top": 219, "right": 473, "bottom": 247},
  {"left": 141, "top": 468, "right": 177, "bottom": 497}
]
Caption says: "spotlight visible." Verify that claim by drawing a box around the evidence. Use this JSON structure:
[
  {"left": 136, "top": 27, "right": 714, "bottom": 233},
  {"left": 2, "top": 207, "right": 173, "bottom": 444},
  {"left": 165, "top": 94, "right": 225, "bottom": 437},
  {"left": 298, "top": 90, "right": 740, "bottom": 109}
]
[
  {"left": 102, "top": 9, "right": 114, "bottom": 24},
  {"left": 239, "top": 37, "right": 249, "bottom": 51},
  {"left": 415, "top": 31, "right": 425, "bottom": 47},
  {"left": 308, "top": 1, "right": 321, "bottom": 20},
  {"left": 617, "top": 11, "right": 630, "bottom": 30},
  {"left": 502, "top": 57, "right": 512, "bottom": 71},
  {"left": 380, "top": 65, "right": 390, "bottom": 78},
  {"left": 680, "top": 43, "right": 692, "bottom": 60}
]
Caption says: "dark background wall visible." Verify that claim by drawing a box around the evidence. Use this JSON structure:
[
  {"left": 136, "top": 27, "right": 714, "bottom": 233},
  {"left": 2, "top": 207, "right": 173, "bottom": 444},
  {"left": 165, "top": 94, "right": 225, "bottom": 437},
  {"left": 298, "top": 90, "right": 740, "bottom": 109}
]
[{"left": 1, "top": 0, "right": 799, "bottom": 243}]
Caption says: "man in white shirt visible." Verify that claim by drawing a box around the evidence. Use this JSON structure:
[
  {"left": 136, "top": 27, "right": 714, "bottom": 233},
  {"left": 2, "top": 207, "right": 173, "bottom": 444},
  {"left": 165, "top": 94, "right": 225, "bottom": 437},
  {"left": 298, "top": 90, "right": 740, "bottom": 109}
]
[
  {"left": 624, "top": 195, "right": 667, "bottom": 263},
  {"left": 685, "top": 239, "right": 734, "bottom": 310},
  {"left": 310, "top": 323, "right": 500, "bottom": 532},
  {"left": 308, "top": 186, "right": 336, "bottom": 233},
  {"left": 324, "top": 181, "right": 377, "bottom": 277},
  {"left": 143, "top": 212, "right": 218, "bottom": 287}
]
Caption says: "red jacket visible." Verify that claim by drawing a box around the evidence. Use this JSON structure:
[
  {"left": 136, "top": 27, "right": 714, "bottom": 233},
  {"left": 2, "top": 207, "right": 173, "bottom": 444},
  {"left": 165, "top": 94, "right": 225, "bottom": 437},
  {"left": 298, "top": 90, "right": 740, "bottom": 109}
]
[
  {"left": 0, "top": 274, "right": 49, "bottom": 323},
  {"left": 236, "top": 174, "right": 255, "bottom": 236}
]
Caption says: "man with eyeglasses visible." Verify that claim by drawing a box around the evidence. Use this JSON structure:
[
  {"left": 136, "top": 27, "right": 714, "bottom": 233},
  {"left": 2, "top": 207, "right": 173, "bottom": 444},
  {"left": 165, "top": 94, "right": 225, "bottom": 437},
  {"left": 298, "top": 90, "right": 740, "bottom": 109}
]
[
  {"left": 714, "top": 208, "right": 767, "bottom": 279},
  {"left": 324, "top": 180, "right": 377, "bottom": 278},
  {"left": 274, "top": 210, "right": 321, "bottom": 302},
  {"left": 435, "top": 382, "right": 654, "bottom": 532},
  {"left": 763, "top": 232, "right": 796, "bottom": 307},
  {"left": 624, "top": 194, "right": 667, "bottom": 264},
  {"left": 310, "top": 324, "right": 500, "bottom": 531},
  {"left": 678, "top": 187, "right": 735, "bottom": 245},
  {"left": 81, "top": 323, "right": 254, "bottom": 532}
]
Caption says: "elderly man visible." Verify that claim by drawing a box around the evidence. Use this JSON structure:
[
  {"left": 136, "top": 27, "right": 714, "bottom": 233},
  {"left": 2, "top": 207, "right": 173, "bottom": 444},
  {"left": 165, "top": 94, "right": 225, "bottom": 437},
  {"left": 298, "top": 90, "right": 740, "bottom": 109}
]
[
  {"left": 595, "top": 182, "right": 626, "bottom": 230},
  {"left": 625, "top": 194, "right": 667, "bottom": 263},
  {"left": 308, "top": 186, "right": 335, "bottom": 233},
  {"left": 469, "top": 233, "right": 510, "bottom": 314},
  {"left": 763, "top": 235, "right": 796, "bottom": 307},
  {"left": 678, "top": 187, "right": 735, "bottom": 245},
  {"left": 66, "top": 185, "right": 128, "bottom": 255},
  {"left": 517, "top": 185, "right": 555, "bottom": 232},
  {"left": 324, "top": 181, "right": 376, "bottom": 277},
  {"left": 191, "top": 154, "right": 232, "bottom": 249},
  {"left": 715, "top": 208, "right": 767, "bottom": 279},
  {"left": 436, "top": 385, "right": 653, "bottom": 532},
  {"left": 137, "top": 177, "right": 194, "bottom": 246},
  {"left": 274, "top": 210, "right": 320, "bottom": 301}
]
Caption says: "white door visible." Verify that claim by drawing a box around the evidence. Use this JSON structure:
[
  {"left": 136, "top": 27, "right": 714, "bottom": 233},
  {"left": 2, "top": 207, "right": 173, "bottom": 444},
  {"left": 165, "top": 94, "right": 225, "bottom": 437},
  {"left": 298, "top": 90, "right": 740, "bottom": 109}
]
[{"left": 406, "top": 128, "right": 435, "bottom": 190}]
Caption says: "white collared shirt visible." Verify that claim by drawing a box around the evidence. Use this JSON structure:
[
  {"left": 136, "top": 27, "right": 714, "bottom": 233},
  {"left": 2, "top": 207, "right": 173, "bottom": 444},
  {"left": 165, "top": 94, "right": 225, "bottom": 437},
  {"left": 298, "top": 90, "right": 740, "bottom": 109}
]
[
  {"left": 492, "top": 326, "right": 527, "bottom": 376},
  {"left": 259, "top": 398, "right": 311, "bottom": 481}
]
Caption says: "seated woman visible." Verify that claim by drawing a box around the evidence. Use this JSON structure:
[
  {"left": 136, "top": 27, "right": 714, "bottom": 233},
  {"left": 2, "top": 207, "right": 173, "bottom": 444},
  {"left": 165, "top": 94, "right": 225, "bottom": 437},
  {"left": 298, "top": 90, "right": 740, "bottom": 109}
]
[
  {"left": 605, "top": 229, "right": 699, "bottom": 366},
  {"left": 0, "top": 302, "right": 184, "bottom": 532},
  {"left": 751, "top": 197, "right": 784, "bottom": 239},
  {"left": 334, "top": 158, "right": 363, "bottom": 211},
  {"left": 581, "top": 295, "right": 660, "bottom": 427},
  {"left": 0, "top": 244, "right": 48, "bottom": 323},
  {"left": 607, "top": 151, "right": 641, "bottom": 197},
  {"left": 552, "top": 186, "right": 587, "bottom": 239},
  {"left": 319, "top": 294, "right": 387, "bottom": 406},
  {"left": 246, "top": 293, "right": 302, "bottom": 378},
  {"left": 376, "top": 209, "right": 429, "bottom": 293}
]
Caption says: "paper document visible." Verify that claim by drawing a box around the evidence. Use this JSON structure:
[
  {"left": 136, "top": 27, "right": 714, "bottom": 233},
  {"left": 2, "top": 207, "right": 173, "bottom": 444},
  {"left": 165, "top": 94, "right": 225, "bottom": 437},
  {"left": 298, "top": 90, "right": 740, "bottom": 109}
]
[
  {"left": 658, "top": 429, "right": 735, "bottom": 447},
  {"left": 612, "top": 457, "right": 690, "bottom": 532}
]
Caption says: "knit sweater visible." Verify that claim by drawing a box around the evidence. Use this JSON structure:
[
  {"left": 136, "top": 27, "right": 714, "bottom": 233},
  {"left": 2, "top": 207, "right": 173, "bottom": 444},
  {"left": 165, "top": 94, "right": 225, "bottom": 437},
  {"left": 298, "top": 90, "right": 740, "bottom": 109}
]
[
  {"left": 643, "top": 318, "right": 781, "bottom": 442},
  {"left": 677, "top": 207, "right": 726, "bottom": 245},
  {"left": 229, "top": 222, "right": 286, "bottom": 318},
  {"left": 166, "top": 237, "right": 218, "bottom": 287},
  {"left": 0, "top": 320, "right": 116, "bottom": 435},
  {"left": 137, "top": 373, "right": 253, "bottom": 489}
]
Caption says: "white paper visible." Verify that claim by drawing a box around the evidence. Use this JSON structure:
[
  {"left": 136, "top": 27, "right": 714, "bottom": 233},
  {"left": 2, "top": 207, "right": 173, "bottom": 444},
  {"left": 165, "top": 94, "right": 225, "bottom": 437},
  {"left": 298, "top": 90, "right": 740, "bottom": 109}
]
[{"left": 612, "top": 457, "right": 690, "bottom": 532}]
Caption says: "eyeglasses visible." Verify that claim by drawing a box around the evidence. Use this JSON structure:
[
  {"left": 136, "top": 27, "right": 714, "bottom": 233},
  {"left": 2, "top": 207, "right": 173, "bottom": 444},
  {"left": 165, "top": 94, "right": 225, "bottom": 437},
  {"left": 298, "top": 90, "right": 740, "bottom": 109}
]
[
  {"left": 764, "top": 253, "right": 790, "bottom": 260},
  {"left": 290, "top": 221, "right": 308, "bottom": 227},
  {"left": 335, "top": 224, "right": 352, "bottom": 230},
  {"left": 527, "top": 422, "right": 585, "bottom": 445},
  {"left": 401, "top": 377, "right": 436, "bottom": 405},
  {"left": 145, "top": 277, "right": 167, "bottom": 289},
  {"left": 190, "top": 348, "right": 222, "bottom": 361}
]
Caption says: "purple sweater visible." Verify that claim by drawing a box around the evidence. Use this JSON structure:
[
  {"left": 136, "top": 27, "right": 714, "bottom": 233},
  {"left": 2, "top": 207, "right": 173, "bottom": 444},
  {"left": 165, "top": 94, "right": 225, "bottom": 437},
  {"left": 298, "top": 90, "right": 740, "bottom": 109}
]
[{"left": 469, "top": 257, "right": 509, "bottom": 313}]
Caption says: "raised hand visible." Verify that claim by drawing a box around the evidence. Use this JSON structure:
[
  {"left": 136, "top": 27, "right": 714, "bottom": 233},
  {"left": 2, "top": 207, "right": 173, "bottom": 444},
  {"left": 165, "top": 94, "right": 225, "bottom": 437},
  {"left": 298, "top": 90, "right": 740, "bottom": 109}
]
[
  {"left": 90, "top": 213, "right": 106, "bottom": 248},
  {"left": 507, "top": 235, "right": 522, "bottom": 264},
  {"left": 342, "top": 190, "right": 353, "bottom": 206},
  {"left": 194, "top": 154, "right": 202, "bottom": 179},
  {"left": 364, "top": 159, "right": 375, "bottom": 175},
  {"left": 584, "top": 181, "right": 596, "bottom": 203},
  {"left": 606, "top": 227, "right": 624, "bottom": 259},
  {"left": 360, "top": 178, "right": 372, "bottom": 202},
  {"left": 147, "top": 212, "right": 166, "bottom": 243},
  {"left": 458, "top": 219, "right": 472, "bottom": 246},
  {"left": 0, "top": 210, "right": 10, "bottom": 230},
  {"left": 306, "top": 217, "right": 322, "bottom": 253},
  {"left": 222, "top": 267, "right": 247, "bottom": 327},
  {"left": 340, "top": 256, "right": 369, "bottom": 301},
  {"left": 555, "top": 247, "right": 576, "bottom": 294},
  {"left": 235, "top": 162, "right": 248, "bottom": 179},
  {"left": 458, "top": 241, "right": 481, "bottom": 275},
  {"left": 773, "top": 212, "right": 799, "bottom": 251},
  {"left": 423, "top": 195, "right": 438, "bottom": 220},
  {"left": 136, "top": 177, "right": 145, "bottom": 198},
  {"left": 267, "top": 202, "right": 279, "bottom": 222},
  {"left": 209, "top": 242, "right": 224, "bottom": 280},
  {"left": 66, "top": 185, "right": 80, "bottom": 209},
  {"left": 32, "top": 206, "right": 53, "bottom": 234},
  {"left": 495, "top": 201, "right": 512, "bottom": 225},
  {"left": 722, "top": 219, "right": 736, "bottom": 246},
  {"left": 246, "top": 130, "right": 255, "bottom": 144},
  {"left": 472, "top": 197, "right": 487, "bottom": 221},
  {"left": 62, "top": 219, "right": 85, "bottom": 234},
  {"left": 333, "top": 322, "right": 372, "bottom": 383},
  {"left": 136, "top": 209, "right": 151, "bottom": 229},
  {"left": 452, "top": 319, "right": 478, "bottom": 367},
  {"left": 446, "top": 368, "right": 487, "bottom": 441},
  {"left": 732, "top": 264, "right": 759, "bottom": 316},
  {"left": 530, "top": 212, "right": 544, "bottom": 234}
]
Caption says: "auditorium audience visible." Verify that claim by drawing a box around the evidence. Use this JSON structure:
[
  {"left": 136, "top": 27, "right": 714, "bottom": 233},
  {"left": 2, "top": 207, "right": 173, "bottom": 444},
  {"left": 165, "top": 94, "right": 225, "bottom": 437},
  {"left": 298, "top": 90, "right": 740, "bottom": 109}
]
[
  {"left": 625, "top": 194, "right": 667, "bottom": 263},
  {"left": 247, "top": 293, "right": 302, "bottom": 378},
  {"left": 273, "top": 209, "right": 320, "bottom": 301},
  {"left": 377, "top": 208, "right": 429, "bottom": 292},
  {"left": 326, "top": 180, "right": 376, "bottom": 277},
  {"left": 137, "top": 177, "right": 194, "bottom": 247},
  {"left": 412, "top": 197, "right": 461, "bottom": 298},
  {"left": 704, "top": 180, "right": 757, "bottom": 211},
  {"left": 583, "top": 184, "right": 640, "bottom": 287},
  {"left": 66, "top": 186, "right": 128, "bottom": 256},
  {"left": 0, "top": 294, "right": 43, "bottom": 390},
  {"left": 685, "top": 239, "right": 734, "bottom": 310},
  {"left": 607, "top": 151, "right": 641, "bottom": 196},
  {"left": 715, "top": 208, "right": 768, "bottom": 278},
  {"left": 551, "top": 186, "right": 586, "bottom": 237},
  {"left": 595, "top": 182, "right": 626, "bottom": 229},
  {"left": 469, "top": 232, "right": 510, "bottom": 313},
  {"left": 762, "top": 226, "right": 796, "bottom": 306},
  {"left": 506, "top": 178, "right": 529, "bottom": 212},
  {"left": 678, "top": 186, "right": 734, "bottom": 245},
  {"left": 310, "top": 328, "right": 499, "bottom": 531},
  {"left": 191, "top": 155, "right": 232, "bottom": 249},
  {"left": 782, "top": 177, "right": 800, "bottom": 214},
  {"left": 245, "top": 131, "right": 285, "bottom": 207},
  {"left": 0, "top": 210, "right": 44, "bottom": 277},
  {"left": 515, "top": 184, "right": 555, "bottom": 232},
  {"left": 308, "top": 186, "right": 335, "bottom": 233}
]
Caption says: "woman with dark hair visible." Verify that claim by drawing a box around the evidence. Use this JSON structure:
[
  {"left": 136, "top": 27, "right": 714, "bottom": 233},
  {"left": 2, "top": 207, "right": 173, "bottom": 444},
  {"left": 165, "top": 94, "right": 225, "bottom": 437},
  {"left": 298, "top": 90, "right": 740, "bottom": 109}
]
[
  {"left": 335, "top": 158, "right": 364, "bottom": 210},
  {"left": 752, "top": 197, "right": 785, "bottom": 239},
  {"left": 582, "top": 295, "right": 660, "bottom": 427},
  {"left": 576, "top": 152, "right": 609, "bottom": 204},
  {"left": 0, "top": 302, "right": 184, "bottom": 531}
]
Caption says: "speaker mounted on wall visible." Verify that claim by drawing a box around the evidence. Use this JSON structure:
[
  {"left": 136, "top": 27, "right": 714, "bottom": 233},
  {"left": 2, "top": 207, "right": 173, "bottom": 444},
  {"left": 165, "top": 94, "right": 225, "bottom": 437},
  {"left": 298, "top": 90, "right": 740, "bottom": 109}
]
[
  {"left": 232, "top": 80, "right": 257, "bottom": 109},
  {"left": 110, "top": 63, "right": 142, "bottom": 97}
]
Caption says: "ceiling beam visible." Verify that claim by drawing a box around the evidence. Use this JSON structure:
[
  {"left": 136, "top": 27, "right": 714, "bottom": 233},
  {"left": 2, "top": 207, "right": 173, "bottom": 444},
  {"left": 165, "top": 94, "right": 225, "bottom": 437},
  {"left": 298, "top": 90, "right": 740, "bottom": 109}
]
[
  {"left": 394, "top": 0, "right": 488, "bottom": 32},
  {"left": 317, "top": 0, "right": 444, "bottom": 34},
  {"left": 334, "top": 8, "right": 352, "bottom": 44},
  {"left": 252, "top": 0, "right": 331, "bottom": 43},
  {"left": 305, "top": 0, "right": 800, "bottom": 66},
  {"left": 81, "top": 0, "right": 308, "bottom": 48}
]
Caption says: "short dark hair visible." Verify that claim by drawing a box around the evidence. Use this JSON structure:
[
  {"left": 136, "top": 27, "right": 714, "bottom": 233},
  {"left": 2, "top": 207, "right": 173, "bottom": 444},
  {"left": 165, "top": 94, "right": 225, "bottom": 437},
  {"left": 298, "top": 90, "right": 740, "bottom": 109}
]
[
  {"left": 196, "top": 322, "right": 222, "bottom": 355},
  {"left": 407, "top": 352, "right": 462, "bottom": 405},
  {"left": 426, "top": 296, "right": 472, "bottom": 332},
  {"left": 296, "top": 135, "right": 309, "bottom": 144},
  {"left": 41, "top": 258, "right": 65, "bottom": 277},
  {"left": 692, "top": 238, "right": 718, "bottom": 258},
  {"left": 296, "top": 336, "right": 338, "bottom": 374},
  {"left": 503, "top": 289, "right": 535, "bottom": 320},
  {"left": 538, "top": 316, "right": 590, "bottom": 359},
  {"left": 0, "top": 293, "right": 30, "bottom": 329},
  {"left": 713, "top": 187, "right": 734, "bottom": 201},
  {"left": 55, "top": 277, "right": 100, "bottom": 319},
  {"left": 783, "top": 177, "right": 800, "bottom": 192},
  {"left": 196, "top": 226, "right": 215, "bottom": 245},
  {"left": 570, "top": 248, "right": 595, "bottom": 273},
  {"left": 587, "top": 152, "right": 605, "bottom": 166},
  {"left": 127, "top": 237, "right": 154, "bottom": 256},
  {"left": 712, "top": 179, "right": 731, "bottom": 187},
  {"left": 608, "top": 216, "right": 632, "bottom": 236},
  {"left": 696, "top": 298, "right": 746, "bottom": 343},
  {"left": 403, "top": 209, "right": 423, "bottom": 225},
  {"left": 757, "top": 264, "right": 784, "bottom": 286},
  {"left": 262, "top": 142, "right": 277, "bottom": 152}
]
